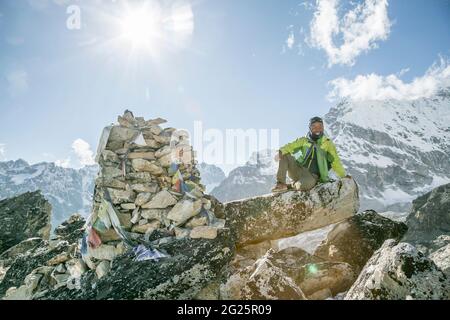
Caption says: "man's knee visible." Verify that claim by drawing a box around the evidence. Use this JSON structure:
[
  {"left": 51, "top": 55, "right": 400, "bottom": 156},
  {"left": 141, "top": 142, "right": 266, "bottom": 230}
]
[{"left": 299, "top": 174, "right": 319, "bottom": 191}]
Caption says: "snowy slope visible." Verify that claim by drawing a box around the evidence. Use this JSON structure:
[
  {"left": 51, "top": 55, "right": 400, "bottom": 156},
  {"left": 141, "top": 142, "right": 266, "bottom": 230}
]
[
  {"left": 325, "top": 87, "right": 450, "bottom": 212},
  {"left": 197, "top": 163, "right": 226, "bottom": 194},
  {"left": 0, "top": 159, "right": 99, "bottom": 229},
  {"left": 211, "top": 149, "right": 278, "bottom": 202}
]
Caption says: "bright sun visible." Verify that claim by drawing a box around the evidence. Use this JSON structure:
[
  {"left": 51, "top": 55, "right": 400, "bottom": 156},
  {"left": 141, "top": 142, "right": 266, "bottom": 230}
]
[
  {"left": 120, "top": 5, "right": 162, "bottom": 49},
  {"left": 117, "top": 1, "right": 194, "bottom": 57}
]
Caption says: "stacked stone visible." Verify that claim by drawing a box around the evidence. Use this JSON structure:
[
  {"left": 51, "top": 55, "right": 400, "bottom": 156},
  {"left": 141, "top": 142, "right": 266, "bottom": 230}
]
[{"left": 86, "top": 111, "right": 225, "bottom": 275}]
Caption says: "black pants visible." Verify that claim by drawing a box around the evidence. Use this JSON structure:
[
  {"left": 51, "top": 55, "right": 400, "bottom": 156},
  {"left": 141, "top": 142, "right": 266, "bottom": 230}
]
[{"left": 276, "top": 153, "right": 318, "bottom": 191}]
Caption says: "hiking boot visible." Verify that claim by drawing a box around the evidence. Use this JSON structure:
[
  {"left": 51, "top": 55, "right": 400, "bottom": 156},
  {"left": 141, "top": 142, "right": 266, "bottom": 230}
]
[
  {"left": 292, "top": 181, "right": 302, "bottom": 191},
  {"left": 272, "top": 182, "right": 289, "bottom": 193}
]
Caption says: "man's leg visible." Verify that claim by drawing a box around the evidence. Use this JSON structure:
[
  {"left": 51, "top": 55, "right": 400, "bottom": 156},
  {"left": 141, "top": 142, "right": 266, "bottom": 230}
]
[
  {"left": 277, "top": 153, "right": 301, "bottom": 184},
  {"left": 296, "top": 167, "right": 318, "bottom": 191}
]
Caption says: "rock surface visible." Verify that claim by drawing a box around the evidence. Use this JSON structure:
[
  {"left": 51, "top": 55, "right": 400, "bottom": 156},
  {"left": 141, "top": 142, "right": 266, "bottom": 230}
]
[
  {"left": 0, "top": 191, "right": 52, "bottom": 254},
  {"left": 345, "top": 240, "right": 449, "bottom": 300},
  {"left": 221, "top": 249, "right": 307, "bottom": 300},
  {"left": 225, "top": 178, "right": 359, "bottom": 247},
  {"left": 313, "top": 210, "right": 407, "bottom": 272},
  {"left": 402, "top": 183, "right": 450, "bottom": 247},
  {"left": 39, "top": 230, "right": 234, "bottom": 300}
]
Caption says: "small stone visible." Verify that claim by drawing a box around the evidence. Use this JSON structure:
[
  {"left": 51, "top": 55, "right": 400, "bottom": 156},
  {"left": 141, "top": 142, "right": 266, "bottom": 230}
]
[
  {"left": 135, "top": 192, "right": 152, "bottom": 207},
  {"left": 190, "top": 226, "right": 218, "bottom": 240},
  {"left": 153, "top": 134, "right": 171, "bottom": 145},
  {"left": 96, "top": 261, "right": 110, "bottom": 279},
  {"left": 107, "top": 188, "right": 136, "bottom": 204},
  {"left": 98, "top": 228, "right": 121, "bottom": 242},
  {"left": 101, "top": 150, "right": 120, "bottom": 163},
  {"left": 121, "top": 203, "right": 136, "bottom": 210},
  {"left": 141, "top": 209, "right": 168, "bottom": 221},
  {"left": 143, "top": 139, "right": 160, "bottom": 149},
  {"left": 141, "top": 190, "right": 178, "bottom": 209},
  {"left": 167, "top": 199, "right": 202, "bottom": 226},
  {"left": 130, "top": 183, "right": 158, "bottom": 193},
  {"left": 55, "top": 264, "right": 66, "bottom": 274},
  {"left": 158, "top": 153, "right": 173, "bottom": 168},
  {"left": 147, "top": 117, "right": 167, "bottom": 126},
  {"left": 101, "top": 166, "right": 123, "bottom": 180},
  {"left": 108, "top": 126, "right": 138, "bottom": 143},
  {"left": 308, "top": 288, "right": 333, "bottom": 300},
  {"left": 131, "top": 159, "right": 164, "bottom": 175},
  {"left": 126, "top": 172, "right": 153, "bottom": 182},
  {"left": 89, "top": 244, "right": 122, "bottom": 261},
  {"left": 66, "top": 259, "right": 86, "bottom": 279},
  {"left": 130, "top": 208, "right": 141, "bottom": 224},
  {"left": 96, "top": 177, "right": 126, "bottom": 189},
  {"left": 174, "top": 227, "right": 190, "bottom": 239},
  {"left": 149, "top": 125, "right": 162, "bottom": 135},
  {"left": 155, "top": 146, "right": 172, "bottom": 158},
  {"left": 47, "top": 253, "right": 70, "bottom": 266},
  {"left": 117, "top": 213, "right": 132, "bottom": 229},
  {"left": 131, "top": 220, "right": 161, "bottom": 234},
  {"left": 51, "top": 273, "right": 70, "bottom": 289},
  {"left": 202, "top": 199, "right": 212, "bottom": 210},
  {"left": 185, "top": 214, "right": 208, "bottom": 228},
  {"left": 128, "top": 152, "right": 155, "bottom": 160},
  {"left": 138, "top": 218, "right": 148, "bottom": 226}
]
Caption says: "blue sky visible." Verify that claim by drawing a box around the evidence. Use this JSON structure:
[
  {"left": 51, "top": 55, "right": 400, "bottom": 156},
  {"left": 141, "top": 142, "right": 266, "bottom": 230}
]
[{"left": 0, "top": 0, "right": 449, "bottom": 173}]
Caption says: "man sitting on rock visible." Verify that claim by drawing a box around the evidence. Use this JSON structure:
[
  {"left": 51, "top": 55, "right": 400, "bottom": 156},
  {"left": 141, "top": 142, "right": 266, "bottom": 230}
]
[{"left": 272, "top": 116, "right": 348, "bottom": 193}]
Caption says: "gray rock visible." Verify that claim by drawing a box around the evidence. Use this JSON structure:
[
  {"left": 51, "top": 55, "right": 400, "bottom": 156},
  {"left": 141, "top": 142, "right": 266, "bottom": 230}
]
[
  {"left": 314, "top": 210, "right": 408, "bottom": 272},
  {"left": 429, "top": 243, "right": 450, "bottom": 278},
  {"left": 224, "top": 178, "right": 359, "bottom": 247},
  {"left": 167, "top": 199, "right": 202, "bottom": 226},
  {"left": 402, "top": 183, "right": 450, "bottom": 247},
  {"left": 0, "top": 191, "right": 51, "bottom": 254},
  {"left": 135, "top": 193, "right": 152, "bottom": 207},
  {"left": 131, "top": 159, "right": 164, "bottom": 176},
  {"left": 220, "top": 249, "right": 306, "bottom": 300},
  {"left": 141, "top": 190, "right": 178, "bottom": 209},
  {"left": 345, "top": 240, "right": 449, "bottom": 300}
]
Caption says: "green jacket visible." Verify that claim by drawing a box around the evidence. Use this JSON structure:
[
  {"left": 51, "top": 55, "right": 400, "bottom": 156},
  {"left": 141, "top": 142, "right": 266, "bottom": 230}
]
[{"left": 280, "top": 135, "right": 346, "bottom": 183}]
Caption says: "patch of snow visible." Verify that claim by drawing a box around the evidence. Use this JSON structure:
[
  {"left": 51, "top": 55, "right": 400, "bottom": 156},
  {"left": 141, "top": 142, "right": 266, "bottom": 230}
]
[
  {"left": 10, "top": 164, "right": 45, "bottom": 185},
  {"left": 276, "top": 224, "right": 336, "bottom": 254},
  {"left": 378, "top": 211, "right": 410, "bottom": 222}
]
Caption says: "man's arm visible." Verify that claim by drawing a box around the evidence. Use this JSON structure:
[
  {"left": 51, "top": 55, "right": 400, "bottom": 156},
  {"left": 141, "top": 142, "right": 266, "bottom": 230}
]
[
  {"left": 279, "top": 138, "right": 304, "bottom": 155},
  {"left": 326, "top": 141, "right": 346, "bottom": 178}
]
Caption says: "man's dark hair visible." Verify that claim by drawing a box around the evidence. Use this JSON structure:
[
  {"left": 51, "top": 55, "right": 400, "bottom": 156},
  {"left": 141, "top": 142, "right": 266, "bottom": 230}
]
[{"left": 309, "top": 116, "right": 323, "bottom": 127}]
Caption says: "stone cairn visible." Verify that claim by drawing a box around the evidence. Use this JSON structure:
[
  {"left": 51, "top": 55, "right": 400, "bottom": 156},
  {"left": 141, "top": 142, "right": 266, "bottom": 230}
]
[{"left": 84, "top": 110, "right": 226, "bottom": 278}]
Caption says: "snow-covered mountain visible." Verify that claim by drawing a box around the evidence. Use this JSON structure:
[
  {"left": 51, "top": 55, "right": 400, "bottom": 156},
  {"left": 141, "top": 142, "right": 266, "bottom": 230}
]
[
  {"left": 197, "top": 163, "right": 226, "bottom": 193},
  {"left": 211, "top": 149, "right": 278, "bottom": 202},
  {"left": 212, "top": 88, "right": 450, "bottom": 212},
  {"left": 325, "top": 87, "right": 450, "bottom": 212},
  {"left": 0, "top": 159, "right": 98, "bottom": 229}
]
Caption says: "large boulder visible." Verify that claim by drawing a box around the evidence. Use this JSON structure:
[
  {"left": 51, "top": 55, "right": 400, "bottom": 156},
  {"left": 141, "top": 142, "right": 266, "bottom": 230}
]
[
  {"left": 345, "top": 240, "right": 449, "bottom": 300},
  {"left": 314, "top": 210, "right": 407, "bottom": 272},
  {"left": 429, "top": 242, "right": 450, "bottom": 278},
  {"left": 0, "top": 191, "right": 52, "bottom": 254},
  {"left": 268, "top": 247, "right": 356, "bottom": 299},
  {"left": 220, "top": 249, "right": 307, "bottom": 300},
  {"left": 402, "top": 183, "right": 450, "bottom": 249},
  {"left": 224, "top": 178, "right": 359, "bottom": 247}
]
